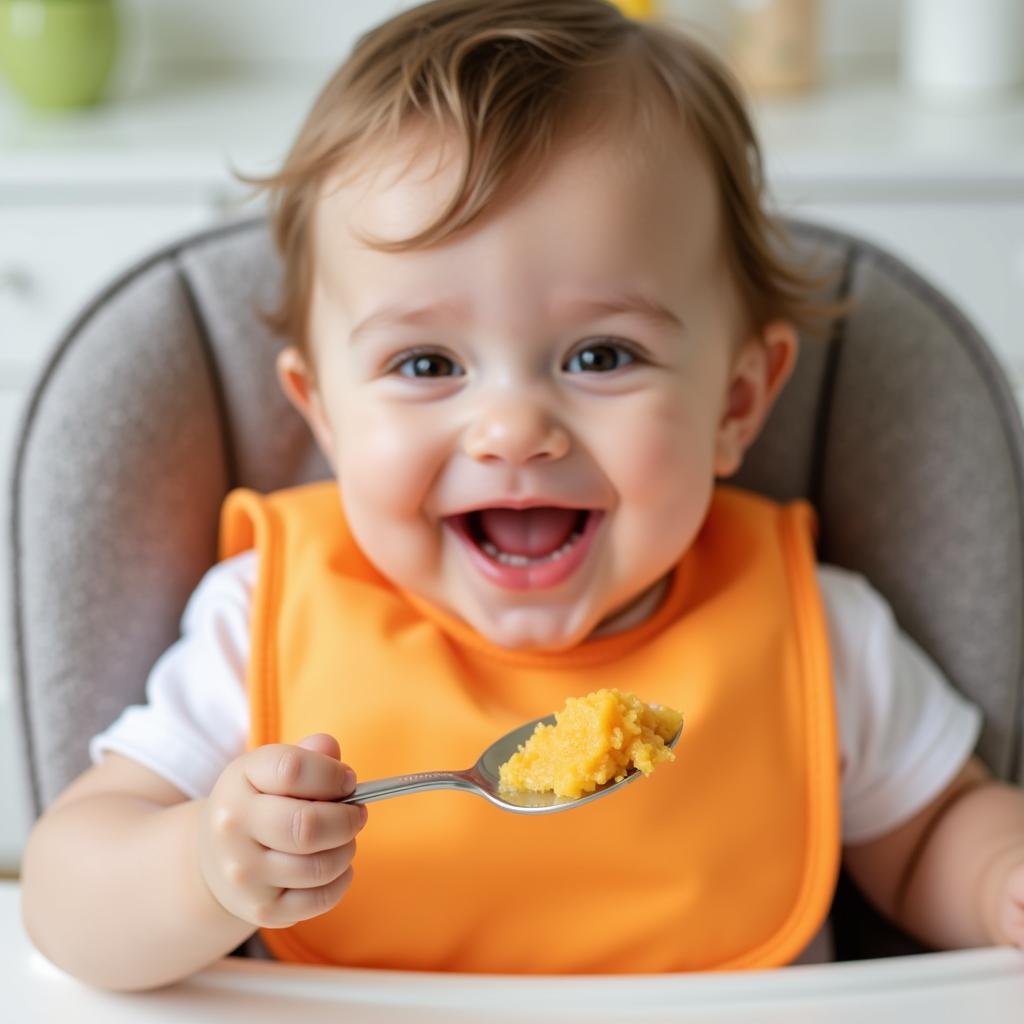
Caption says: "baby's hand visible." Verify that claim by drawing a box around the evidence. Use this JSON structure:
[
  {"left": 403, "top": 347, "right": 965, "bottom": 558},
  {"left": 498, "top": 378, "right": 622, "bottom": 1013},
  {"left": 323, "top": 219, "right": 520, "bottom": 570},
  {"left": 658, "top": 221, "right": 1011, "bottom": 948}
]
[
  {"left": 197, "top": 733, "right": 366, "bottom": 929},
  {"left": 996, "top": 860, "right": 1024, "bottom": 949}
]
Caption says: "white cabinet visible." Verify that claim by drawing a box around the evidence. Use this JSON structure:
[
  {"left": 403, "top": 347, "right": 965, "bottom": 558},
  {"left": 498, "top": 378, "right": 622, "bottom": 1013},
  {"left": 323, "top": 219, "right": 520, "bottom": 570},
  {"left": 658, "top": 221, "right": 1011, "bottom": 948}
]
[
  {"left": 0, "top": 199, "right": 219, "bottom": 507},
  {"left": 0, "top": 201, "right": 218, "bottom": 384}
]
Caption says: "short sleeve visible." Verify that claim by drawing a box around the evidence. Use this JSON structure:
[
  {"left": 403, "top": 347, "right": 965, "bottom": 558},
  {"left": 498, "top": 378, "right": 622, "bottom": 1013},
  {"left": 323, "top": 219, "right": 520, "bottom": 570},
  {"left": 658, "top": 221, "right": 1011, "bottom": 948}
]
[
  {"left": 88, "top": 550, "right": 257, "bottom": 799},
  {"left": 817, "top": 564, "right": 984, "bottom": 845}
]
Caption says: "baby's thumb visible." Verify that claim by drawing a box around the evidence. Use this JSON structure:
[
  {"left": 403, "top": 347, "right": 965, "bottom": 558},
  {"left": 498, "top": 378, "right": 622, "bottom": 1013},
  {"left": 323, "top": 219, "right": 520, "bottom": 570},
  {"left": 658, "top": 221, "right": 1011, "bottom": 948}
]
[{"left": 296, "top": 732, "right": 341, "bottom": 760}]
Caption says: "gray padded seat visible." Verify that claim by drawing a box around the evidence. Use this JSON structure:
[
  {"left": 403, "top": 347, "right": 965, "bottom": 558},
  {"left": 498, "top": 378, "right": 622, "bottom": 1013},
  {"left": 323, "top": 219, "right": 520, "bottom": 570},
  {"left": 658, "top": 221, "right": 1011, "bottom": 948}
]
[{"left": 8, "top": 215, "right": 1024, "bottom": 960}]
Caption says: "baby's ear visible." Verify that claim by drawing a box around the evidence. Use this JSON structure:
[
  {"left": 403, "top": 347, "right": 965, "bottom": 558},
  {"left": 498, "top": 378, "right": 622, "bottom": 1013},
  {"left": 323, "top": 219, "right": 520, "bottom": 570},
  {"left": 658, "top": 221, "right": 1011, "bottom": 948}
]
[
  {"left": 713, "top": 320, "right": 799, "bottom": 478},
  {"left": 276, "top": 346, "right": 338, "bottom": 466}
]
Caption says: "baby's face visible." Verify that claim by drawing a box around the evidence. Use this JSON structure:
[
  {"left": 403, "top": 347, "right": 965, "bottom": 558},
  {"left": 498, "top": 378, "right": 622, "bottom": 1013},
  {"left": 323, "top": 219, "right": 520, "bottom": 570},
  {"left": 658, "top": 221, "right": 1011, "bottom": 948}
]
[{"left": 289, "top": 124, "right": 784, "bottom": 651}]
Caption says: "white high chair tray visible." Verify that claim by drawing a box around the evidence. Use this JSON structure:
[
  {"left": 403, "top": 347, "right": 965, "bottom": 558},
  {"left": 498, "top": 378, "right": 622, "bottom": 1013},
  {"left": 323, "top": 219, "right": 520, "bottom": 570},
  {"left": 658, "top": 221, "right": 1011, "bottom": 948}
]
[{"left": 5, "top": 882, "right": 1021, "bottom": 1022}]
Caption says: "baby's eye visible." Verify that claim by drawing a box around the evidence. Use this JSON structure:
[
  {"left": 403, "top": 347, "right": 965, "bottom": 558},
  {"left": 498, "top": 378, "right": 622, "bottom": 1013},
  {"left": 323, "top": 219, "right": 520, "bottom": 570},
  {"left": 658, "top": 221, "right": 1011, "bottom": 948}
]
[
  {"left": 392, "top": 350, "right": 464, "bottom": 378},
  {"left": 564, "top": 341, "right": 636, "bottom": 374}
]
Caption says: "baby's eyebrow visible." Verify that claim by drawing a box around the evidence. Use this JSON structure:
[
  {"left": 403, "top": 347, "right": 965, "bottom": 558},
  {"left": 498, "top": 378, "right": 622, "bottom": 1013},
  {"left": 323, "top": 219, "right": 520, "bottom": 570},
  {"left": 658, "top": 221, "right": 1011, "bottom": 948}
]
[
  {"left": 348, "top": 290, "right": 684, "bottom": 343},
  {"left": 349, "top": 298, "right": 466, "bottom": 343},
  {"left": 555, "top": 293, "right": 685, "bottom": 335}
]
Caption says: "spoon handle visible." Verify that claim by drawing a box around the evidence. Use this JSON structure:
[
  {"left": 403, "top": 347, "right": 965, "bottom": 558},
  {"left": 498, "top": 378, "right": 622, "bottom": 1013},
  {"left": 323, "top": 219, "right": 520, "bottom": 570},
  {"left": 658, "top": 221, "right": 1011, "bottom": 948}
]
[{"left": 340, "top": 770, "right": 475, "bottom": 805}]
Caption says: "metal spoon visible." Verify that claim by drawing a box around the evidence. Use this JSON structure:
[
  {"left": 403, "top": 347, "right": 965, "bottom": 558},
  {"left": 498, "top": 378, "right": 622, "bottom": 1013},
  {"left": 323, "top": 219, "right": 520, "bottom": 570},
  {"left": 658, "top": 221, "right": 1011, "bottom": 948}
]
[{"left": 339, "top": 711, "right": 683, "bottom": 816}]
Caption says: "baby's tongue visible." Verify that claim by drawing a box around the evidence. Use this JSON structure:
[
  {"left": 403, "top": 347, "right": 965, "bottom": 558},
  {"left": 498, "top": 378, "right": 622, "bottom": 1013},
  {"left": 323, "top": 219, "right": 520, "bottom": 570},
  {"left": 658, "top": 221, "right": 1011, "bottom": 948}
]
[{"left": 477, "top": 507, "right": 579, "bottom": 557}]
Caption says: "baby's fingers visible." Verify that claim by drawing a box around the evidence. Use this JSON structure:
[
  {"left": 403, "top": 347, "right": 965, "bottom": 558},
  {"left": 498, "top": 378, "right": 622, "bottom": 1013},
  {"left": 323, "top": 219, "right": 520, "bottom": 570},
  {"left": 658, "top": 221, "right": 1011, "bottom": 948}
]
[
  {"left": 250, "top": 793, "right": 367, "bottom": 854},
  {"left": 245, "top": 741, "right": 356, "bottom": 801},
  {"left": 998, "top": 862, "right": 1024, "bottom": 948},
  {"left": 262, "top": 842, "right": 357, "bottom": 890},
  {"left": 270, "top": 867, "right": 355, "bottom": 926}
]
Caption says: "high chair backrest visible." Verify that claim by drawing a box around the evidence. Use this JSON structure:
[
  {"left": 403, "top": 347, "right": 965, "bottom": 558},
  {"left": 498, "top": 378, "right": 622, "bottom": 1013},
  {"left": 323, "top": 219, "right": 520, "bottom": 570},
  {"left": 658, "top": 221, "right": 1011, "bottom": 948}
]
[{"left": 8, "top": 216, "right": 1024, "bottom": 959}]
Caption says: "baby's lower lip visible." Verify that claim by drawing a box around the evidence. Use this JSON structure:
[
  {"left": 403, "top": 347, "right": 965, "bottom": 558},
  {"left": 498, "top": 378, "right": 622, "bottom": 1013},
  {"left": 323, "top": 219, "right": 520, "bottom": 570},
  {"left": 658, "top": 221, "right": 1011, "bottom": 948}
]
[{"left": 445, "top": 510, "right": 604, "bottom": 591}]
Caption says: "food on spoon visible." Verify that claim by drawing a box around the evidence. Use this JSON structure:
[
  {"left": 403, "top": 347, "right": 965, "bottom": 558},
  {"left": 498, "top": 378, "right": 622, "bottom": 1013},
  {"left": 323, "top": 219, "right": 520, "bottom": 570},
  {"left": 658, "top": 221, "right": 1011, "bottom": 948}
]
[{"left": 498, "top": 688, "right": 682, "bottom": 799}]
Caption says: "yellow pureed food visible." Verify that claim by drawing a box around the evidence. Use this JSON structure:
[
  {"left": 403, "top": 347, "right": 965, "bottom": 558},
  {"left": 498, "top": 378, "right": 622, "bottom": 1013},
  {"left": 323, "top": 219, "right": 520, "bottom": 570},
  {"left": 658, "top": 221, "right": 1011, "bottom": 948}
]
[{"left": 498, "top": 688, "right": 683, "bottom": 799}]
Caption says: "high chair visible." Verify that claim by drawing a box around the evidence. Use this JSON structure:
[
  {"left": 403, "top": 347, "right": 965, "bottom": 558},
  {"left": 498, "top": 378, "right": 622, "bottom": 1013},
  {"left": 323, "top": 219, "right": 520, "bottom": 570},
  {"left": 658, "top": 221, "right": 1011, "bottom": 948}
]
[{"left": 8, "top": 215, "right": 1024, "bottom": 961}]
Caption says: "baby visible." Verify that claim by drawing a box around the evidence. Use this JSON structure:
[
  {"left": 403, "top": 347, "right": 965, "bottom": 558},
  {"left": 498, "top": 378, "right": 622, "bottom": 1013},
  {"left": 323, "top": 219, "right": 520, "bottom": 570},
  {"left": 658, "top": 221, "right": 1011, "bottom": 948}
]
[{"left": 21, "top": 0, "right": 1024, "bottom": 991}]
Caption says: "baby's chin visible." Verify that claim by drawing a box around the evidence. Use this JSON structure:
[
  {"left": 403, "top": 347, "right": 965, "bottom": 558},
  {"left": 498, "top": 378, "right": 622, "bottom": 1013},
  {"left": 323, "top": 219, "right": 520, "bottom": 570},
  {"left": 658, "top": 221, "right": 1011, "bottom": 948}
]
[
  {"left": 460, "top": 602, "right": 601, "bottom": 652},
  {"left": 440, "top": 573, "right": 671, "bottom": 651}
]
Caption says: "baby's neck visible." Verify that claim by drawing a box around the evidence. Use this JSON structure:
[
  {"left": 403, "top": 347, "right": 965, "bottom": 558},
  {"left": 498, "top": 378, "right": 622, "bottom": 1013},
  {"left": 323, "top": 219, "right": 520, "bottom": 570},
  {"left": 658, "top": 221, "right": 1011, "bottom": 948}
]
[{"left": 589, "top": 574, "right": 672, "bottom": 638}]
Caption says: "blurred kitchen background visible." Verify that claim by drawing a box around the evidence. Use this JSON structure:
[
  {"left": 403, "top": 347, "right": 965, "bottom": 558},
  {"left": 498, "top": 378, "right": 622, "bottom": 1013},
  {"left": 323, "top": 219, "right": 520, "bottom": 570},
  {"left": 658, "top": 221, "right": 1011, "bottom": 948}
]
[{"left": 0, "top": 0, "right": 1022, "bottom": 875}]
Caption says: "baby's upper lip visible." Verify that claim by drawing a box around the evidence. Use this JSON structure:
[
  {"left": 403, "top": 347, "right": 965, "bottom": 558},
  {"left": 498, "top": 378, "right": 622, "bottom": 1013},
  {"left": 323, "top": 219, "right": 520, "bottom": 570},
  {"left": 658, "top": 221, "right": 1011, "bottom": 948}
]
[{"left": 444, "top": 497, "right": 601, "bottom": 517}]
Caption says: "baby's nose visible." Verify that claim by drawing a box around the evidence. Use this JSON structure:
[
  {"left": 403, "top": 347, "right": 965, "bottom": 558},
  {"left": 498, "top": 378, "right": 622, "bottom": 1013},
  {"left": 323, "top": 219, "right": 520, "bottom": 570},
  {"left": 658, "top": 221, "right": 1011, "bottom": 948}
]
[{"left": 462, "top": 398, "right": 570, "bottom": 464}]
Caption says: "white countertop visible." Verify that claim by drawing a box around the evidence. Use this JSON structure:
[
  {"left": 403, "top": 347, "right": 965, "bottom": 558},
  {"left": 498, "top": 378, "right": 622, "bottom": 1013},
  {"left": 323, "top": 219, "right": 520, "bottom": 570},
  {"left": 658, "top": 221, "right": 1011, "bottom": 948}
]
[
  {"left": 2, "top": 61, "right": 1024, "bottom": 198},
  {"left": 0, "top": 64, "right": 321, "bottom": 196},
  {"left": 4, "top": 882, "right": 1023, "bottom": 1022},
  {"left": 753, "top": 70, "right": 1024, "bottom": 197}
]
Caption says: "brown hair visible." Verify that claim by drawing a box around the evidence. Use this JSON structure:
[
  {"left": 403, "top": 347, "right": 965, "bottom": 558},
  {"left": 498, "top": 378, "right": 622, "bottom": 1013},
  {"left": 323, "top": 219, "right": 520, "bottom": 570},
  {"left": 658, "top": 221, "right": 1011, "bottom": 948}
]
[{"left": 240, "top": 0, "right": 848, "bottom": 355}]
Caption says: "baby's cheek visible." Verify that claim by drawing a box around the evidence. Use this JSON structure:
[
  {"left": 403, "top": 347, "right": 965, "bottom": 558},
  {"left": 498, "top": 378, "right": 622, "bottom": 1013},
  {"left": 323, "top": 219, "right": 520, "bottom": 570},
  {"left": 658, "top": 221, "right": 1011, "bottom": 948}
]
[
  {"left": 334, "top": 409, "right": 448, "bottom": 581},
  {"left": 601, "top": 402, "right": 716, "bottom": 568},
  {"left": 336, "top": 408, "right": 439, "bottom": 517},
  {"left": 337, "top": 473, "right": 440, "bottom": 585},
  {"left": 603, "top": 404, "right": 714, "bottom": 505}
]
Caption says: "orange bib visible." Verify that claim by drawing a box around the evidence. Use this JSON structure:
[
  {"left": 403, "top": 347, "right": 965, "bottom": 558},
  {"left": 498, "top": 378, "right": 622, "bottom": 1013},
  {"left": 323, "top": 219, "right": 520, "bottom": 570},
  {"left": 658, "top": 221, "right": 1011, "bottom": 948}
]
[{"left": 220, "top": 482, "right": 839, "bottom": 973}]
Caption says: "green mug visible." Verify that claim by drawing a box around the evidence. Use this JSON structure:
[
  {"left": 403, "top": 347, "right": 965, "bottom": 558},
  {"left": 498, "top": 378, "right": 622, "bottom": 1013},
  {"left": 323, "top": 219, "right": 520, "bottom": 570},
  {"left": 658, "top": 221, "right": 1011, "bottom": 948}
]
[{"left": 0, "top": 0, "right": 118, "bottom": 110}]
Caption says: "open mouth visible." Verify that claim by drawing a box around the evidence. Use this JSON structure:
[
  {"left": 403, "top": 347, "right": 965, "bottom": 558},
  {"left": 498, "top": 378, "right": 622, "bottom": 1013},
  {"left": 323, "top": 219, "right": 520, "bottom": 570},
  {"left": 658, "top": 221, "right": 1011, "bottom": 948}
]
[
  {"left": 467, "top": 508, "right": 589, "bottom": 565},
  {"left": 445, "top": 507, "right": 604, "bottom": 590}
]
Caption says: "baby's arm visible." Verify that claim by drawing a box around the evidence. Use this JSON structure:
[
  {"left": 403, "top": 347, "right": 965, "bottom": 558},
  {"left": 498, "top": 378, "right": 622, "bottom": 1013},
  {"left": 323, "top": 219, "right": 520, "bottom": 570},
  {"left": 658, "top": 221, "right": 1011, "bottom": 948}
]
[
  {"left": 843, "top": 754, "right": 1024, "bottom": 949},
  {"left": 21, "top": 733, "right": 364, "bottom": 991}
]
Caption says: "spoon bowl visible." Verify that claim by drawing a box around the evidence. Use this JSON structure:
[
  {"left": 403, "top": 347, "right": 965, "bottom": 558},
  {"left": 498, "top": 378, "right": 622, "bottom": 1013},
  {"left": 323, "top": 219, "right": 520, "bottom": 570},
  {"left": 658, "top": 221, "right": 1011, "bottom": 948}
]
[{"left": 340, "top": 710, "right": 683, "bottom": 815}]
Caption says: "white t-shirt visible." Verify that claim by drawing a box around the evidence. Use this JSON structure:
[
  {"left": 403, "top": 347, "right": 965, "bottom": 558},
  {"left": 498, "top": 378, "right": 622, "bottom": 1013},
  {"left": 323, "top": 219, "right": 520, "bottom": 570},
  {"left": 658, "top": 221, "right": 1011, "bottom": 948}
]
[{"left": 90, "top": 551, "right": 982, "bottom": 848}]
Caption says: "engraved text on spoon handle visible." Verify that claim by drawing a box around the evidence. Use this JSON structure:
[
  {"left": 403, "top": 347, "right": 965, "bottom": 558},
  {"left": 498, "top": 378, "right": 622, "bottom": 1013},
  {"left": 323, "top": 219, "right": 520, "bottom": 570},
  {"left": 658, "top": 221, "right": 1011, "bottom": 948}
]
[{"left": 340, "top": 769, "right": 475, "bottom": 804}]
